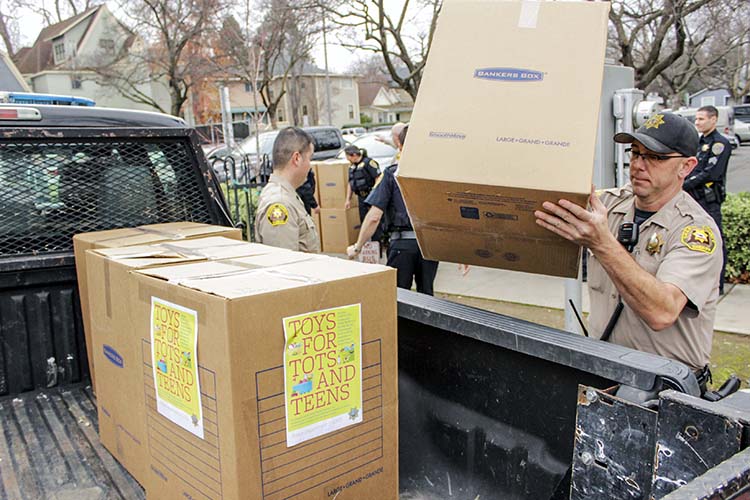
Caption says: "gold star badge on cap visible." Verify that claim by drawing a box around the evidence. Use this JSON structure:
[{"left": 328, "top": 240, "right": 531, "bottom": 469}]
[{"left": 644, "top": 114, "right": 665, "bottom": 129}]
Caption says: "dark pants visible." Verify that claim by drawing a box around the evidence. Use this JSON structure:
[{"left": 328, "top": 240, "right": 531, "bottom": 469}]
[
  {"left": 387, "top": 239, "right": 439, "bottom": 295},
  {"left": 357, "top": 195, "right": 369, "bottom": 222},
  {"left": 703, "top": 202, "right": 727, "bottom": 293}
]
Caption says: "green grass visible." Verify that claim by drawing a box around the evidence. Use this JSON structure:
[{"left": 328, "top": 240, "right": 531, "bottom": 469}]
[
  {"left": 220, "top": 184, "right": 261, "bottom": 241},
  {"left": 436, "top": 293, "right": 750, "bottom": 390}
]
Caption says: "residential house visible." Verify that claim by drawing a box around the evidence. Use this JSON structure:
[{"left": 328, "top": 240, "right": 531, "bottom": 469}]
[
  {"left": 13, "top": 5, "right": 170, "bottom": 112},
  {"left": 271, "top": 66, "right": 360, "bottom": 129},
  {"left": 0, "top": 51, "right": 31, "bottom": 91},
  {"left": 688, "top": 88, "right": 732, "bottom": 108},
  {"left": 359, "top": 83, "right": 414, "bottom": 125}
]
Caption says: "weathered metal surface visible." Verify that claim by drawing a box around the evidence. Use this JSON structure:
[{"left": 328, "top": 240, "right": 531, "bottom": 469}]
[
  {"left": 571, "top": 386, "right": 659, "bottom": 500},
  {"left": 652, "top": 392, "right": 745, "bottom": 498},
  {"left": 660, "top": 446, "right": 750, "bottom": 500},
  {"left": 0, "top": 384, "right": 145, "bottom": 499}
]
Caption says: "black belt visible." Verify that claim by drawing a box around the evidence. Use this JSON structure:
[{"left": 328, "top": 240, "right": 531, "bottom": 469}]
[{"left": 390, "top": 230, "right": 416, "bottom": 241}]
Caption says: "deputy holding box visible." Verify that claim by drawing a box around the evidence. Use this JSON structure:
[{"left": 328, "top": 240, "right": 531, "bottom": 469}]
[
  {"left": 534, "top": 114, "right": 722, "bottom": 393},
  {"left": 255, "top": 127, "right": 321, "bottom": 252}
]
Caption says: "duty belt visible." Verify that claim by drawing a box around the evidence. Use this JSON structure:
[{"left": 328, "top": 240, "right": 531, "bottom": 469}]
[
  {"left": 390, "top": 230, "right": 416, "bottom": 241},
  {"left": 694, "top": 365, "right": 712, "bottom": 394}
]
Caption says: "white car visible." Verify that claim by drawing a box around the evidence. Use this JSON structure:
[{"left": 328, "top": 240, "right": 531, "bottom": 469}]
[
  {"left": 336, "top": 132, "right": 398, "bottom": 168},
  {"left": 735, "top": 119, "right": 750, "bottom": 145}
]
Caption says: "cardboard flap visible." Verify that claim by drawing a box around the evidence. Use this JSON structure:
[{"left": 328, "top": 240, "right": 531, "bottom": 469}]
[
  {"left": 138, "top": 261, "right": 252, "bottom": 282},
  {"left": 229, "top": 251, "right": 316, "bottom": 268},
  {"left": 160, "top": 238, "right": 272, "bottom": 260}
]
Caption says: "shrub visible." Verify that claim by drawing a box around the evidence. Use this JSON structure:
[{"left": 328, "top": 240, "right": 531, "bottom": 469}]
[{"left": 723, "top": 192, "right": 750, "bottom": 283}]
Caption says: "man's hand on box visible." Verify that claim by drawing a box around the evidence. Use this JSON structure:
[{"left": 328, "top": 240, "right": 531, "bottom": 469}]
[
  {"left": 534, "top": 185, "right": 612, "bottom": 252},
  {"left": 346, "top": 244, "right": 359, "bottom": 259}
]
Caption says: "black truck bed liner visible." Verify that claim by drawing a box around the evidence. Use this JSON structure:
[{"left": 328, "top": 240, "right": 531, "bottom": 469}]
[{"left": 0, "top": 384, "right": 144, "bottom": 500}]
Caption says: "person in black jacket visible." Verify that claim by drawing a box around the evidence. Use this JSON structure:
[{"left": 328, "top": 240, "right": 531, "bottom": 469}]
[
  {"left": 295, "top": 169, "right": 319, "bottom": 215},
  {"left": 346, "top": 126, "right": 439, "bottom": 295},
  {"left": 683, "top": 105, "right": 731, "bottom": 293},
  {"left": 344, "top": 145, "right": 380, "bottom": 222}
]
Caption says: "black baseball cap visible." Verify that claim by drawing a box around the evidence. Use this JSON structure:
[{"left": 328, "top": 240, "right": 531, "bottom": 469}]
[{"left": 614, "top": 112, "right": 699, "bottom": 158}]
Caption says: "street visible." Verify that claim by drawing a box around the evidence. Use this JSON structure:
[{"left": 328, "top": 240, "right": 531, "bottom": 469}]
[{"left": 727, "top": 144, "right": 750, "bottom": 194}]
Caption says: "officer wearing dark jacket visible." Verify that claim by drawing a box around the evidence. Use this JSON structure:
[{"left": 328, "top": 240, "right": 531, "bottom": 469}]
[
  {"left": 344, "top": 146, "right": 380, "bottom": 222},
  {"left": 346, "top": 126, "right": 439, "bottom": 295},
  {"left": 296, "top": 169, "right": 319, "bottom": 215},
  {"left": 683, "top": 105, "right": 731, "bottom": 293}
]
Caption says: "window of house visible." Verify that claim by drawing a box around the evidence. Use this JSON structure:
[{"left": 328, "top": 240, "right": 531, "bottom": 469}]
[
  {"left": 701, "top": 96, "right": 716, "bottom": 106},
  {"left": 99, "top": 38, "right": 115, "bottom": 55},
  {"left": 277, "top": 110, "right": 284, "bottom": 122},
  {"left": 245, "top": 82, "right": 253, "bottom": 92},
  {"left": 301, "top": 81, "right": 306, "bottom": 89},
  {"left": 71, "top": 75, "right": 82, "bottom": 89},
  {"left": 348, "top": 104, "right": 354, "bottom": 120},
  {"left": 302, "top": 105, "right": 308, "bottom": 115},
  {"left": 53, "top": 42, "right": 66, "bottom": 63},
  {"left": 342, "top": 79, "right": 353, "bottom": 89}
]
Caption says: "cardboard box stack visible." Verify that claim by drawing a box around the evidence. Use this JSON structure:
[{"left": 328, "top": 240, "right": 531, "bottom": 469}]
[
  {"left": 73, "top": 222, "right": 242, "bottom": 390},
  {"left": 313, "top": 161, "right": 362, "bottom": 253},
  {"left": 81, "top": 229, "right": 398, "bottom": 499},
  {"left": 397, "top": 1, "right": 610, "bottom": 277}
]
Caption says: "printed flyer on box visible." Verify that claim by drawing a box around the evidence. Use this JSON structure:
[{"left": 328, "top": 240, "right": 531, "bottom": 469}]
[
  {"left": 283, "top": 304, "right": 363, "bottom": 447},
  {"left": 150, "top": 297, "right": 204, "bottom": 439}
]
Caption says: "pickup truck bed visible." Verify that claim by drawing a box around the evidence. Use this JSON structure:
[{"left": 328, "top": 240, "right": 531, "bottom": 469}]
[{"left": 0, "top": 384, "right": 144, "bottom": 500}]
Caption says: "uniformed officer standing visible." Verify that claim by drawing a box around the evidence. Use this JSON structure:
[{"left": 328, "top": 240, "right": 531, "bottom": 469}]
[
  {"left": 344, "top": 145, "right": 380, "bottom": 222},
  {"left": 535, "top": 113, "right": 722, "bottom": 386},
  {"left": 683, "top": 105, "right": 731, "bottom": 294},
  {"left": 254, "top": 127, "right": 320, "bottom": 252},
  {"left": 346, "top": 126, "right": 439, "bottom": 295}
]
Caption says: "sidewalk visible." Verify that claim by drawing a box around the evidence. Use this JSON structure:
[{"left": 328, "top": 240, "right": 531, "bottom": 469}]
[{"left": 433, "top": 264, "right": 750, "bottom": 336}]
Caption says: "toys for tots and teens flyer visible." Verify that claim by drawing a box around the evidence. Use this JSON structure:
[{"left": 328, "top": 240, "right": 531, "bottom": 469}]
[
  {"left": 150, "top": 297, "right": 204, "bottom": 439},
  {"left": 283, "top": 304, "right": 363, "bottom": 446}
]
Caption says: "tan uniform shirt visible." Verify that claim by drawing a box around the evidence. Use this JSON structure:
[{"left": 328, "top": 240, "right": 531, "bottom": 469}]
[
  {"left": 254, "top": 174, "right": 320, "bottom": 253},
  {"left": 588, "top": 185, "right": 722, "bottom": 370}
]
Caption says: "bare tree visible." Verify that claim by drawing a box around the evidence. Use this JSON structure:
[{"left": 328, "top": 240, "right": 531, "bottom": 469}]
[
  {"left": 0, "top": 2, "right": 18, "bottom": 55},
  {"left": 608, "top": 0, "right": 721, "bottom": 90},
  {"left": 214, "top": 0, "right": 320, "bottom": 129},
  {"left": 325, "top": 0, "right": 442, "bottom": 100},
  {"left": 90, "top": 0, "right": 223, "bottom": 117}
]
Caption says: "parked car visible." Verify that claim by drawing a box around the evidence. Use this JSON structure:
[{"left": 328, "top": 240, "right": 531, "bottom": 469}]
[
  {"left": 735, "top": 119, "right": 750, "bottom": 145},
  {"left": 206, "top": 126, "right": 345, "bottom": 182},
  {"left": 733, "top": 104, "right": 750, "bottom": 123},
  {"left": 341, "top": 126, "right": 366, "bottom": 139},
  {"left": 335, "top": 131, "right": 398, "bottom": 168}
]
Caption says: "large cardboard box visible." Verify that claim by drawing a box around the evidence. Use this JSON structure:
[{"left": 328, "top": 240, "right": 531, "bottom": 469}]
[
  {"left": 86, "top": 238, "right": 275, "bottom": 485},
  {"left": 122, "top": 254, "right": 398, "bottom": 499},
  {"left": 398, "top": 1, "right": 610, "bottom": 277},
  {"left": 320, "top": 208, "right": 361, "bottom": 254},
  {"left": 73, "top": 222, "right": 242, "bottom": 390},
  {"left": 315, "top": 160, "right": 357, "bottom": 209}
]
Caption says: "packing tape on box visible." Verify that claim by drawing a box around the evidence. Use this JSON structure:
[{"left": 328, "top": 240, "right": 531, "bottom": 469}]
[
  {"left": 519, "top": 0, "right": 540, "bottom": 28},
  {"left": 159, "top": 241, "right": 252, "bottom": 259},
  {"left": 138, "top": 282, "right": 207, "bottom": 326}
]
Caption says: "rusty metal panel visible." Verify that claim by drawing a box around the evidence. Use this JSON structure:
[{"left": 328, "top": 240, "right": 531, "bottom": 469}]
[
  {"left": 652, "top": 392, "right": 745, "bottom": 498},
  {"left": 571, "top": 386, "right": 659, "bottom": 500}
]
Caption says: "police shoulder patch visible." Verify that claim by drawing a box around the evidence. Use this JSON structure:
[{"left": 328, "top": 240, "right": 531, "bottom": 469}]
[
  {"left": 370, "top": 159, "right": 379, "bottom": 168},
  {"left": 680, "top": 225, "right": 716, "bottom": 254},
  {"left": 712, "top": 142, "right": 725, "bottom": 156},
  {"left": 266, "top": 203, "right": 289, "bottom": 226}
]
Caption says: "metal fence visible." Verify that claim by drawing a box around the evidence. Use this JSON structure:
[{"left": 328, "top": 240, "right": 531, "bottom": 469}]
[
  {"left": 208, "top": 152, "right": 271, "bottom": 242},
  {"left": 193, "top": 120, "right": 253, "bottom": 145},
  {"left": 0, "top": 133, "right": 216, "bottom": 257}
]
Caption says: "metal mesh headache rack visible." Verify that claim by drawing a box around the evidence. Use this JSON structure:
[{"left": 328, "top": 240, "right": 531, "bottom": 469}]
[{"left": 0, "top": 129, "right": 226, "bottom": 258}]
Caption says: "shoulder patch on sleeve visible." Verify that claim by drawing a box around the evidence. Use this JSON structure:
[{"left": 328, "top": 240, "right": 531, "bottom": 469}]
[
  {"left": 370, "top": 159, "right": 379, "bottom": 168},
  {"left": 680, "top": 225, "right": 716, "bottom": 254},
  {"left": 712, "top": 142, "right": 725, "bottom": 156},
  {"left": 266, "top": 203, "right": 289, "bottom": 226}
]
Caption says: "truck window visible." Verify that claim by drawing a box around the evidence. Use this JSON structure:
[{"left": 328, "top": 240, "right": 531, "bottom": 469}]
[
  {"left": 0, "top": 138, "right": 213, "bottom": 257},
  {"left": 310, "top": 129, "right": 343, "bottom": 151}
]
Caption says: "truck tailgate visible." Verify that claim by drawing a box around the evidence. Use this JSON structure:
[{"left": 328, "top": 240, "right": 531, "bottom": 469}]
[{"left": 0, "top": 384, "right": 144, "bottom": 500}]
